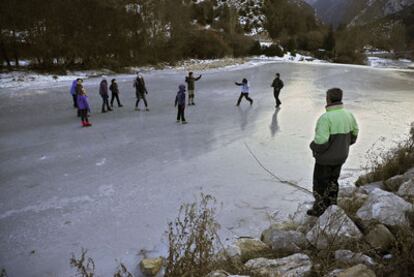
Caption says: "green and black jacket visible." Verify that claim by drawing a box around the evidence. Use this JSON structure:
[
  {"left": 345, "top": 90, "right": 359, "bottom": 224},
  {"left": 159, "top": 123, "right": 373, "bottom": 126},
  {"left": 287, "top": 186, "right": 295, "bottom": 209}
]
[{"left": 310, "top": 103, "right": 358, "bottom": 165}]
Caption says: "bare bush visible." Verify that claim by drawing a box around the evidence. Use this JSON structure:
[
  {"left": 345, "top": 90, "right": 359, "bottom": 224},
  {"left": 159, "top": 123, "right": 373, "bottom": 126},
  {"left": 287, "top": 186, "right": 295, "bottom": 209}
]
[
  {"left": 357, "top": 124, "right": 414, "bottom": 186},
  {"left": 70, "top": 248, "right": 95, "bottom": 277},
  {"left": 164, "top": 194, "right": 220, "bottom": 277},
  {"left": 114, "top": 263, "right": 133, "bottom": 277}
]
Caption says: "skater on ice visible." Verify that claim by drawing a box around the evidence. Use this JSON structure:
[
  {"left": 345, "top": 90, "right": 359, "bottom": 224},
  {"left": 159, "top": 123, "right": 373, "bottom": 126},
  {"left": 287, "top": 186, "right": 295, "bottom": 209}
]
[
  {"left": 99, "top": 77, "right": 112, "bottom": 113},
  {"left": 134, "top": 73, "right": 149, "bottom": 111},
  {"left": 175, "top": 84, "right": 187, "bottom": 124},
  {"left": 185, "top": 72, "right": 201, "bottom": 106},
  {"left": 77, "top": 84, "right": 92, "bottom": 127},
  {"left": 307, "top": 88, "right": 358, "bottom": 217},
  {"left": 271, "top": 73, "right": 284, "bottom": 108},
  {"left": 109, "top": 78, "right": 123, "bottom": 108},
  {"left": 235, "top": 78, "right": 253, "bottom": 106},
  {"left": 75, "top": 78, "right": 84, "bottom": 117},
  {"left": 70, "top": 78, "right": 79, "bottom": 108}
]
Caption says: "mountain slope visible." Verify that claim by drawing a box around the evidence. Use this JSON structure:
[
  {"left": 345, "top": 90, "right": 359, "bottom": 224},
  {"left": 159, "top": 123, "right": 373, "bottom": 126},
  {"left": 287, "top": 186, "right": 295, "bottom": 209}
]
[{"left": 309, "top": 0, "right": 414, "bottom": 27}]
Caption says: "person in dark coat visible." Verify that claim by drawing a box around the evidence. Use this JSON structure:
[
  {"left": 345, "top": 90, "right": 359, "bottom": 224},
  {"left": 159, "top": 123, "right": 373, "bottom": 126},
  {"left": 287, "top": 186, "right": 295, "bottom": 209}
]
[
  {"left": 99, "top": 77, "right": 112, "bottom": 113},
  {"left": 175, "top": 84, "right": 187, "bottom": 124},
  {"left": 307, "top": 88, "right": 359, "bottom": 217},
  {"left": 235, "top": 78, "right": 253, "bottom": 106},
  {"left": 185, "top": 72, "right": 201, "bottom": 105},
  {"left": 75, "top": 79, "right": 84, "bottom": 117},
  {"left": 133, "top": 73, "right": 149, "bottom": 111},
  {"left": 77, "top": 84, "right": 92, "bottom": 127},
  {"left": 271, "top": 73, "right": 284, "bottom": 108},
  {"left": 70, "top": 79, "right": 79, "bottom": 108},
  {"left": 109, "top": 79, "right": 123, "bottom": 107}
]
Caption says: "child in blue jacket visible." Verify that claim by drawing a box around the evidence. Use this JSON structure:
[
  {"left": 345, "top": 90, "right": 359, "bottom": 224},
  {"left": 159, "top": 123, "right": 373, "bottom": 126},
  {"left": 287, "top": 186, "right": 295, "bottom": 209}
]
[
  {"left": 77, "top": 85, "right": 92, "bottom": 127},
  {"left": 175, "top": 84, "right": 187, "bottom": 124}
]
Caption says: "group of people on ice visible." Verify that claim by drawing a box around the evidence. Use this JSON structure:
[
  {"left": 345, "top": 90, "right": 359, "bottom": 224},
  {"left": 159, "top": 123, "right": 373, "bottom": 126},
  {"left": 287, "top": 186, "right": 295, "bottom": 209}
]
[
  {"left": 70, "top": 69, "right": 284, "bottom": 127},
  {"left": 69, "top": 71, "right": 286, "bottom": 127},
  {"left": 70, "top": 73, "right": 152, "bottom": 127},
  {"left": 68, "top": 69, "right": 359, "bottom": 219}
]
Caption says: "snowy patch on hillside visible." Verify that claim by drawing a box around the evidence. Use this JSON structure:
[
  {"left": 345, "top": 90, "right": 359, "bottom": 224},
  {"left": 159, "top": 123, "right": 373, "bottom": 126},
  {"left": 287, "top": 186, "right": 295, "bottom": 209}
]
[{"left": 367, "top": 56, "right": 413, "bottom": 69}]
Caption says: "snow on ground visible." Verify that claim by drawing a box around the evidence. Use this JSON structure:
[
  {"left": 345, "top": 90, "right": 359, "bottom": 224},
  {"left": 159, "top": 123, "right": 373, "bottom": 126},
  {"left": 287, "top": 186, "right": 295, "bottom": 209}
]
[
  {"left": 1, "top": 61, "right": 414, "bottom": 276},
  {"left": 2, "top": 54, "right": 412, "bottom": 91},
  {"left": 367, "top": 56, "right": 413, "bottom": 69}
]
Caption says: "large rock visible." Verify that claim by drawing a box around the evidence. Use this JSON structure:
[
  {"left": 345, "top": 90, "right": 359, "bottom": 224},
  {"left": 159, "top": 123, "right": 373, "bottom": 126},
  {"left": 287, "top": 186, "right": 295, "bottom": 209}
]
[
  {"left": 364, "top": 224, "right": 395, "bottom": 251},
  {"left": 324, "top": 269, "right": 345, "bottom": 277},
  {"left": 245, "top": 253, "right": 312, "bottom": 277},
  {"left": 337, "top": 264, "right": 376, "bottom": 277},
  {"left": 140, "top": 257, "right": 163, "bottom": 277},
  {"left": 261, "top": 225, "right": 307, "bottom": 255},
  {"left": 235, "top": 238, "right": 270, "bottom": 263},
  {"left": 397, "top": 179, "right": 414, "bottom": 202},
  {"left": 206, "top": 271, "right": 250, "bottom": 277},
  {"left": 356, "top": 188, "right": 413, "bottom": 227},
  {"left": 206, "top": 270, "right": 229, "bottom": 277},
  {"left": 291, "top": 202, "right": 318, "bottom": 233},
  {"left": 357, "top": 182, "right": 384, "bottom": 195},
  {"left": 403, "top": 167, "right": 414, "bottom": 179},
  {"left": 338, "top": 185, "right": 357, "bottom": 198},
  {"left": 384, "top": 175, "right": 406, "bottom": 192},
  {"left": 334, "top": 250, "right": 376, "bottom": 267},
  {"left": 306, "top": 205, "right": 362, "bottom": 249}
]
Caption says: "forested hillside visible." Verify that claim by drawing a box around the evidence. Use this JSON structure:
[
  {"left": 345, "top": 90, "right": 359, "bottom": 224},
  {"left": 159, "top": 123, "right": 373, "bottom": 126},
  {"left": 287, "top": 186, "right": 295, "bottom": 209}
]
[{"left": 0, "top": 0, "right": 324, "bottom": 71}]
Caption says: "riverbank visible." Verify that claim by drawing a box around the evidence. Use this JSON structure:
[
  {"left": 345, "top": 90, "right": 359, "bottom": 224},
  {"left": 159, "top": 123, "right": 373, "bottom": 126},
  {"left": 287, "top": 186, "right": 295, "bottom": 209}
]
[
  {"left": 142, "top": 125, "right": 414, "bottom": 277},
  {"left": 2, "top": 53, "right": 412, "bottom": 90}
]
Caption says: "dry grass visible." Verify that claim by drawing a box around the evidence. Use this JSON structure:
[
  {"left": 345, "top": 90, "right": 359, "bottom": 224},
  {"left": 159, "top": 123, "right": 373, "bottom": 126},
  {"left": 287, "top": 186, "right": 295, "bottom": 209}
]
[
  {"left": 164, "top": 194, "right": 220, "bottom": 277},
  {"left": 114, "top": 263, "right": 133, "bottom": 277},
  {"left": 356, "top": 124, "right": 414, "bottom": 186},
  {"left": 70, "top": 248, "right": 95, "bottom": 277}
]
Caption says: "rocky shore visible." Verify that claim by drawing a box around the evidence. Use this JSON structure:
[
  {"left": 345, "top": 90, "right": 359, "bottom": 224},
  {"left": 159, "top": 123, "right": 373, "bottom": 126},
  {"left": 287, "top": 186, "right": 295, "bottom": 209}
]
[{"left": 140, "top": 166, "right": 414, "bottom": 277}]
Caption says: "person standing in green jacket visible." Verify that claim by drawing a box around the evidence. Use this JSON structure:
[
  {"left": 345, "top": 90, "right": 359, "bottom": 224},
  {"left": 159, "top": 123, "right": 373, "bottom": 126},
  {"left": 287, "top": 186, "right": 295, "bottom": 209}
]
[{"left": 307, "top": 88, "right": 359, "bottom": 217}]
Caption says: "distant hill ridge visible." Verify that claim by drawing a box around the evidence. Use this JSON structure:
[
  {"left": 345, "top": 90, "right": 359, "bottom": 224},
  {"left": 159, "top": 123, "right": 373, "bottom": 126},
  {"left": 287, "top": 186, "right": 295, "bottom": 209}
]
[{"left": 304, "top": 0, "right": 414, "bottom": 26}]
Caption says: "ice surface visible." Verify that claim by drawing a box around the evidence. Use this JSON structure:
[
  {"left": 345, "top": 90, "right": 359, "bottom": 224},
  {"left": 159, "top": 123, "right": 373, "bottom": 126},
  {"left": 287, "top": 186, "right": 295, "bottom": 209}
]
[{"left": 0, "top": 62, "right": 414, "bottom": 276}]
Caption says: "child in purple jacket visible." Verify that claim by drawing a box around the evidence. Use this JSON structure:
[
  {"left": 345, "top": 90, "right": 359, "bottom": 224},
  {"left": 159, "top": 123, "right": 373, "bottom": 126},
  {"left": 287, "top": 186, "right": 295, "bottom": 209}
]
[
  {"left": 77, "top": 85, "right": 92, "bottom": 127},
  {"left": 175, "top": 84, "right": 187, "bottom": 124}
]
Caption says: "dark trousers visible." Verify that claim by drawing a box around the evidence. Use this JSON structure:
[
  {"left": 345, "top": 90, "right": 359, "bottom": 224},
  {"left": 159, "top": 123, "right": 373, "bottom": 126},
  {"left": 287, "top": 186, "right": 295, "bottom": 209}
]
[
  {"left": 236, "top": 93, "right": 253, "bottom": 106},
  {"left": 101, "top": 96, "right": 111, "bottom": 112},
  {"left": 177, "top": 105, "right": 186, "bottom": 122},
  {"left": 273, "top": 89, "right": 281, "bottom": 106},
  {"left": 110, "top": 93, "right": 122, "bottom": 106},
  {"left": 311, "top": 163, "right": 342, "bottom": 213},
  {"left": 79, "top": 109, "right": 89, "bottom": 122},
  {"left": 72, "top": 95, "right": 77, "bottom": 108},
  {"left": 135, "top": 94, "right": 148, "bottom": 108}
]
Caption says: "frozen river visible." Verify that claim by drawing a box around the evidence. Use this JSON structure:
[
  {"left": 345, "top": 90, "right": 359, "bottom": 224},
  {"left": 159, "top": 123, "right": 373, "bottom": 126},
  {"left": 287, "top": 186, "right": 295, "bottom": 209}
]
[{"left": 1, "top": 61, "right": 414, "bottom": 276}]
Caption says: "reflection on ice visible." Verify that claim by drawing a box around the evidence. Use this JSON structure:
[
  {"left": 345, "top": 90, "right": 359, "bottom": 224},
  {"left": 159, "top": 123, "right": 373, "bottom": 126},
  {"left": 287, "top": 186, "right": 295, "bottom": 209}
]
[{"left": 270, "top": 108, "right": 281, "bottom": 137}]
